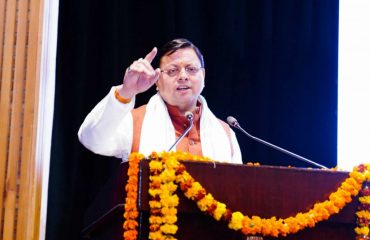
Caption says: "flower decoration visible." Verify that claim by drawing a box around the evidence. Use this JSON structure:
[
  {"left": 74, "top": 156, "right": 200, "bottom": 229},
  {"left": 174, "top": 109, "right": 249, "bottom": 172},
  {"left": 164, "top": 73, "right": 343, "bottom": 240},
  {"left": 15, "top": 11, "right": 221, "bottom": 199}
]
[
  {"left": 355, "top": 165, "right": 370, "bottom": 240},
  {"left": 123, "top": 152, "right": 370, "bottom": 240},
  {"left": 123, "top": 152, "right": 143, "bottom": 240},
  {"left": 148, "top": 153, "right": 179, "bottom": 240}
]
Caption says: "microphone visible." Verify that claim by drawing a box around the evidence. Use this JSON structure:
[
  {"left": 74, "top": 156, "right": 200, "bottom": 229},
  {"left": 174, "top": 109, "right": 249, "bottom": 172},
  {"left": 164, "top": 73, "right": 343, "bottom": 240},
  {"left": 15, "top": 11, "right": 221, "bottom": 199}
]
[
  {"left": 227, "top": 116, "right": 328, "bottom": 169},
  {"left": 168, "top": 111, "right": 194, "bottom": 152}
]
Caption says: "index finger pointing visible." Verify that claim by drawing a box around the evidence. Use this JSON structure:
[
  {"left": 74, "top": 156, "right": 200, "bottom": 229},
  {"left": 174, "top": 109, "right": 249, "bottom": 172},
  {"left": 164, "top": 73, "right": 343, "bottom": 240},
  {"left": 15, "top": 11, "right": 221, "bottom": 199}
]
[{"left": 144, "top": 47, "right": 157, "bottom": 64}]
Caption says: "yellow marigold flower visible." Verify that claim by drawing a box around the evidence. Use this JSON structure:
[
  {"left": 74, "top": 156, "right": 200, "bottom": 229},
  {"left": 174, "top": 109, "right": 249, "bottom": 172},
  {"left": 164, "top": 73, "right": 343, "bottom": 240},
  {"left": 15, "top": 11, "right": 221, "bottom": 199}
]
[
  {"left": 283, "top": 217, "right": 300, "bottom": 234},
  {"left": 149, "top": 216, "right": 162, "bottom": 224},
  {"left": 280, "top": 222, "right": 290, "bottom": 236},
  {"left": 271, "top": 218, "right": 285, "bottom": 237},
  {"left": 341, "top": 181, "right": 353, "bottom": 192},
  {"left": 329, "top": 191, "right": 346, "bottom": 208},
  {"left": 149, "top": 200, "right": 161, "bottom": 209},
  {"left": 301, "top": 212, "right": 316, "bottom": 227},
  {"left": 160, "top": 169, "right": 176, "bottom": 182},
  {"left": 160, "top": 194, "right": 179, "bottom": 208},
  {"left": 174, "top": 151, "right": 211, "bottom": 162},
  {"left": 335, "top": 189, "right": 352, "bottom": 203},
  {"left": 350, "top": 171, "right": 366, "bottom": 183},
  {"left": 213, "top": 202, "right": 227, "bottom": 221},
  {"left": 148, "top": 188, "right": 162, "bottom": 197},
  {"left": 160, "top": 181, "right": 177, "bottom": 192},
  {"left": 365, "top": 172, "right": 370, "bottom": 181},
  {"left": 323, "top": 201, "right": 339, "bottom": 215},
  {"left": 149, "top": 160, "right": 163, "bottom": 171},
  {"left": 163, "top": 214, "right": 178, "bottom": 224},
  {"left": 184, "top": 181, "right": 204, "bottom": 199},
  {"left": 148, "top": 231, "right": 163, "bottom": 240},
  {"left": 313, "top": 201, "right": 332, "bottom": 220},
  {"left": 228, "top": 212, "right": 244, "bottom": 230},
  {"left": 160, "top": 224, "right": 178, "bottom": 234},
  {"left": 359, "top": 196, "right": 370, "bottom": 204},
  {"left": 161, "top": 207, "right": 177, "bottom": 216},
  {"left": 197, "top": 193, "right": 215, "bottom": 212},
  {"left": 346, "top": 176, "right": 360, "bottom": 187},
  {"left": 355, "top": 226, "right": 370, "bottom": 236},
  {"left": 149, "top": 175, "right": 162, "bottom": 182},
  {"left": 356, "top": 210, "right": 370, "bottom": 219},
  {"left": 341, "top": 180, "right": 360, "bottom": 195},
  {"left": 305, "top": 210, "right": 319, "bottom": 225},
  {"left": 164, "top": 156, "right": 179, "bottom": 169}
]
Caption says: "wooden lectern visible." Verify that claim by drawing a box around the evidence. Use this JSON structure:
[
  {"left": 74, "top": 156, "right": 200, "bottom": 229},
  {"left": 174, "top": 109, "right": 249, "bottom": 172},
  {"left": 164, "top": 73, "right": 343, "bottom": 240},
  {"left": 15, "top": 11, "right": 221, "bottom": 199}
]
[{"left": 82, "top": 160, "right": 358, "bottom": 240}]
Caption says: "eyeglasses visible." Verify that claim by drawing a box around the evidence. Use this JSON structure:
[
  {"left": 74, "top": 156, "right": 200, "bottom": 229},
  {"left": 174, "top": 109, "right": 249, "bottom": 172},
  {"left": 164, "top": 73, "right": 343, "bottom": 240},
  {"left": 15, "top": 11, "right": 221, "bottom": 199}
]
[{"left": 161, "top": 66, "right": 203, "bottom": 77}]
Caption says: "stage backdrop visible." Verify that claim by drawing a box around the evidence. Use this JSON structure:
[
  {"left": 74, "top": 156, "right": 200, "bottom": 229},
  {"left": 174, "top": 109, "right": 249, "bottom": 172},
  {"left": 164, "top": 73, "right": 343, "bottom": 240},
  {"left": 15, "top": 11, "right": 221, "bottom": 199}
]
[{"left": 46, "top": 0, "right": 338, "bottom": 239}]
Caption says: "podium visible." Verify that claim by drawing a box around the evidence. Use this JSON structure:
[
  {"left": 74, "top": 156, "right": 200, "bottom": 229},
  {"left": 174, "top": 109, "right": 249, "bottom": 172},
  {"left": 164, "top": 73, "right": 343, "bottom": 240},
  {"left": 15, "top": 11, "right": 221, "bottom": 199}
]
[{"left": 82, "top": 160, "right": 358, "bottom": 240}]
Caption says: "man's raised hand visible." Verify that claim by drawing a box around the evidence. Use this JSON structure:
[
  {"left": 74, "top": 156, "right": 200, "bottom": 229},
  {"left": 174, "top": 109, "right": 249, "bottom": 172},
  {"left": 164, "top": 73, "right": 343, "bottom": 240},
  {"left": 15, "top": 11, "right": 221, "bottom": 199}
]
[{"left": 118, "top": 47, "right": 161, "bottom": 99}]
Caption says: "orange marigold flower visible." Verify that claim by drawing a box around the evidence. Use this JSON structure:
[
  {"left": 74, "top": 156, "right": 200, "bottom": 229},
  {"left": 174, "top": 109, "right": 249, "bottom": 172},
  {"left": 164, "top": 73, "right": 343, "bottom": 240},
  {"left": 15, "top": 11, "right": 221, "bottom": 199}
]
[
  {"left": 123, "top": 230, "right": 138, "bottom": 240},
  {"left": 194, "top": 189, "right": 207, "bottom": 201},
  {"left": 175, "top": 164, "right": 186, "bottom": 174},
  {"left": 222, "top": 209, "right": 233, "bottom": 222},
  {"left": 179, "top": 179, "right": 193, "bottom": 191},
  {"left": 149, "top": 224, "right": 161, "bottom": 232},
  {"left": 150, "top": 208, "right": 162, "bottom": 215},
  {"left": 123, "top": 220, "right": 139, "bottom": 230},
  {"left": 124, "top": 210, "right": 139, "bottom": 219},
  {"left": 206, "top": 202, "right": 217, "bottom": 215}
]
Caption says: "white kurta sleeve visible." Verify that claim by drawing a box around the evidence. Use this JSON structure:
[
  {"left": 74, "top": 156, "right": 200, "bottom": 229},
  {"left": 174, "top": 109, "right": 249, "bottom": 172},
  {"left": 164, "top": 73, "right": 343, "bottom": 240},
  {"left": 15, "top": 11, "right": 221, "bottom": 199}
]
[{"left": 78, "top": 86, "right": 135, "bottom": 160}]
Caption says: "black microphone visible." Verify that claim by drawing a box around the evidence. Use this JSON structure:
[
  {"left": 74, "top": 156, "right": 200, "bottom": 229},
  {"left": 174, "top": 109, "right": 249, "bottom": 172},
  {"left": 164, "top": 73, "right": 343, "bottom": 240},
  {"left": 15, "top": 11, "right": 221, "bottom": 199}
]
[
  {"left": 227, "top": 116, "right": 328, "bottom": 169},
  {"left": 168, "top": 111, "right": 194, "bottom": 152}
]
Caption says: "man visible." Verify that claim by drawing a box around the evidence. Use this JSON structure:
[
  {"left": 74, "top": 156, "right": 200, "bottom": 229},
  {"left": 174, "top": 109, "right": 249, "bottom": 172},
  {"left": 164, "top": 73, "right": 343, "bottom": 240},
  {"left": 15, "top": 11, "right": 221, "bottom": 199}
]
[{"left": 78, "top": 38, "right": 242, "bottom": 164}]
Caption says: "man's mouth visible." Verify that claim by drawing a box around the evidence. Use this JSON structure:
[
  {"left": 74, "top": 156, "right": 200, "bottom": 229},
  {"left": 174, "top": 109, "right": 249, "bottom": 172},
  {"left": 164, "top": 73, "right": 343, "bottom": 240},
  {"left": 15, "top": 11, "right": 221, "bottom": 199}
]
[{"left": 176, "top": 86, "right": 190, "bottom": 91}]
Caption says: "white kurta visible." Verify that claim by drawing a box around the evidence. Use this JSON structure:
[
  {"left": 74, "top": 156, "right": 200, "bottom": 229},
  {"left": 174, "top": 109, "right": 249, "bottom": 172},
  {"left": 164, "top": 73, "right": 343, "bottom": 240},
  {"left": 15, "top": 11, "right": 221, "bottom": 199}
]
[{"left": 78, "top": 86, "right": 242, "bottom": 164}]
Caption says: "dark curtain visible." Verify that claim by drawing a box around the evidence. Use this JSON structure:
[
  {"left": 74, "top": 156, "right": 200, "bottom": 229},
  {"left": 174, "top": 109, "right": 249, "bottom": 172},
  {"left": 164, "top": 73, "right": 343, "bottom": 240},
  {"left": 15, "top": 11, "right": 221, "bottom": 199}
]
[{"left": 46, "top": 0, "right": 338, "bottom": 239}]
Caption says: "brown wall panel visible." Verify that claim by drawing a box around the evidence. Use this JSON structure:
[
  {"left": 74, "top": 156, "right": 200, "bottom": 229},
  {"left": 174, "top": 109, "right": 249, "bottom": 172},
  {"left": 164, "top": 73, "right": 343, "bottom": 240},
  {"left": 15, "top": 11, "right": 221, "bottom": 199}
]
[{"left": 0, "top": 0, "right": 46, "bottom": 239}]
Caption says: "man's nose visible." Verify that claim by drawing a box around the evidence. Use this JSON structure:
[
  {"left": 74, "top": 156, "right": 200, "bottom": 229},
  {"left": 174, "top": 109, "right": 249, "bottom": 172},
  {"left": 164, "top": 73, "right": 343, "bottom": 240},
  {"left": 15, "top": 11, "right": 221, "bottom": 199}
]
[{"left": 178, "top": 68, "right": 189, "bottom": 80}]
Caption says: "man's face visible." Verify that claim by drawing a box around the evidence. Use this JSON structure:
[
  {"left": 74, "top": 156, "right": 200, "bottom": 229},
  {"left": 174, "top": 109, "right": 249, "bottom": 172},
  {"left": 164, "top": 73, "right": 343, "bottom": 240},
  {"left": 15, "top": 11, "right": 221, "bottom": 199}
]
[{"left": 157, "top": 48, "right": 205, "bottom": 113}]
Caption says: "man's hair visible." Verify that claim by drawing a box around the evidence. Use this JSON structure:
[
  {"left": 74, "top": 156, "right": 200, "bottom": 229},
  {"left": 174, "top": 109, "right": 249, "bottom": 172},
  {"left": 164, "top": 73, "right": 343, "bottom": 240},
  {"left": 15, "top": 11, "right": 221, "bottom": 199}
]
[{"left": 158, "top": 38, "right": 205, "bottom": 68}]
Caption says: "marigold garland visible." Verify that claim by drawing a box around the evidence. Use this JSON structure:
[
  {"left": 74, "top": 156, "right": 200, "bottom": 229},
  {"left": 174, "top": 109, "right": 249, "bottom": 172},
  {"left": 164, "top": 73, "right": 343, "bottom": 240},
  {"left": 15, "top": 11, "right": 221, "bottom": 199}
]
[
  {"left": 123, "top": 152, "right": 143, "bottom": 240},
  {"left": 355, "top": 176, "right": 370, "bottom": 239},
  {"left": 148, "top": 152, "right": 179, "bottom": 240},
  {"left": 123, "top": 152, "right": 370, "bottom": 239}
]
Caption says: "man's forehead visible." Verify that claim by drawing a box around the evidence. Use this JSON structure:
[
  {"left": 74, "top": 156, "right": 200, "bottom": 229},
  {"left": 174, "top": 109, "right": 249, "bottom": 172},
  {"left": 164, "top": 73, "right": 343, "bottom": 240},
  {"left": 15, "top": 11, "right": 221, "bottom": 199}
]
[{"left": 160, "top": 48, "right": 200, "bottom": 66}]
